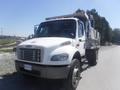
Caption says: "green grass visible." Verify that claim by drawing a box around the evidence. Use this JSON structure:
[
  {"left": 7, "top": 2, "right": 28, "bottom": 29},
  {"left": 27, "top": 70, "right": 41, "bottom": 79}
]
[
  {"left": 0, "top": 48, "right": 13, "bottom": 52},
  {"left": 0, "top": 39, "right": 16, "bottom": 45}
]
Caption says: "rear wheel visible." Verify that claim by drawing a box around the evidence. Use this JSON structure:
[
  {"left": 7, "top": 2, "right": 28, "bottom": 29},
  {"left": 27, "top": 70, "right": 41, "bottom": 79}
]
[
  {"left": 86, "top": 49, "right": 98, "bottom": 66},
  {"left": 65, "top": 59, "right": 81, "bottom": 90}
]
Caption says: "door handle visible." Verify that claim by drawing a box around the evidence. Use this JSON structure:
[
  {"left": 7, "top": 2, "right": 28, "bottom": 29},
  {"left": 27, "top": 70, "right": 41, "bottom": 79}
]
[
  {"left": 79, "top": 39, "right": 82, "bottom": 42},
  {"left": 79, "top": 39, "right": 85, "bottom": 42}
]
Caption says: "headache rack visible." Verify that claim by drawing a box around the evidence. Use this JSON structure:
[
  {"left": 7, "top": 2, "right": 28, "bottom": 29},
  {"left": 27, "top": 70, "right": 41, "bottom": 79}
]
[{"left": 46, "top": 11, "right": 90, "bottom": 21}]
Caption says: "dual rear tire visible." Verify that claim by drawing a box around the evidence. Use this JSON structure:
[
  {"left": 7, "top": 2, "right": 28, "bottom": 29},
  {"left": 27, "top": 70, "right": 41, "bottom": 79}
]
[{"left": 85, "top": 49, "right": 98, "bottom": 66}]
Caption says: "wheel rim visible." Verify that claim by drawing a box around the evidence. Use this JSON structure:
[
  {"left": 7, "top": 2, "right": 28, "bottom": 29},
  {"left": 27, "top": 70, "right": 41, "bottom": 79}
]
[{"left": 72, "top": 64, "right": 80, "bottom": 88}]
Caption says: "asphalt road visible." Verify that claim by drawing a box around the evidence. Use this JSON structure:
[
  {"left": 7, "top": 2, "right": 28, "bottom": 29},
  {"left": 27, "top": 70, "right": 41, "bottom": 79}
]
[
  {"left": 77, "top": 45, "right": 120, "bottom": 90},
  {"left": 0, "top": 45, "right": 120, "bottom": 90}
]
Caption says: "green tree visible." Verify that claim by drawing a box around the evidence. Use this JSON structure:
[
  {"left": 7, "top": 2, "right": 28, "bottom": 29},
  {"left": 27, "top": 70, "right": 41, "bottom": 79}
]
[
  {"left": 112, "top": 28, "right": 120, "bottom": 43},
  {"left": 87, "top": 9, "right": 112, "bottom": 45}
]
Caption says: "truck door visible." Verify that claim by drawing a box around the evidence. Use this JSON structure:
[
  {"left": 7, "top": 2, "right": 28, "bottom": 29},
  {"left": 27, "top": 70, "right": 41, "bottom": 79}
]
[{"left": 77, "top": 21, "right": 85, "bottom": 56}]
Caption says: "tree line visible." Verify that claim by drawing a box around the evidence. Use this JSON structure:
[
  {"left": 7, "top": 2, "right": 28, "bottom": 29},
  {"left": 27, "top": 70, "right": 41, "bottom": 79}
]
[
  {"left": 77, "top": 9, "right": 120, "bottom": 45},
  {"left": 112, "top": 28, "right": 120, "bottom": 43}
]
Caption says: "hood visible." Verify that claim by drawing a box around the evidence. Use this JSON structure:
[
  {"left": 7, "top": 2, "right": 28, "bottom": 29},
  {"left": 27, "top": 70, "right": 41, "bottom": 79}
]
[{"left": 19, "top": 37, "right": 72, "bottom": 48}]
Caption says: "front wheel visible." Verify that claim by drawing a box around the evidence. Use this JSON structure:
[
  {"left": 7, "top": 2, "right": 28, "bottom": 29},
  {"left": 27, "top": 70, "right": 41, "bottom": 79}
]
[{"left": 65, "top": 59, "right": 81, "bottom": 90}]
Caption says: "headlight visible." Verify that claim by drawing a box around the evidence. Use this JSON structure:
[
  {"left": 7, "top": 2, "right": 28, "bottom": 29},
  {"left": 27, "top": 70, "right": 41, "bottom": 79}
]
[{"left": 51, "top": 53, "right": 68, "bottom": 61}]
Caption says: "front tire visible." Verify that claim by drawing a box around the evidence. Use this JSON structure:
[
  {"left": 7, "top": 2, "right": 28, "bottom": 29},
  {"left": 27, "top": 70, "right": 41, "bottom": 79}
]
[{"left": 65, "top": 59, "right": 81, "bottom": 90}]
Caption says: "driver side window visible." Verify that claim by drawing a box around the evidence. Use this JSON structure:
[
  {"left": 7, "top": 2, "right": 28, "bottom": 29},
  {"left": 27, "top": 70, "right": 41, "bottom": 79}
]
[{"left": 78, "top": 22, "right": 84, "bottom": 37}]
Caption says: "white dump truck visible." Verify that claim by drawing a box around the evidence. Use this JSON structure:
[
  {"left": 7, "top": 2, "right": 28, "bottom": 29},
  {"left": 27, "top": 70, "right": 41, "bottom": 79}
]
[{"left": 15, "top": 10, "right": 100, "bottom": 90}]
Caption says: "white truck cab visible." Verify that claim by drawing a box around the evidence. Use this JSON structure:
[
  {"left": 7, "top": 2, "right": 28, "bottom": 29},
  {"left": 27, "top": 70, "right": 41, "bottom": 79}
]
[{"left": 15, "top": 11, "right": 100, "bottom": 90}]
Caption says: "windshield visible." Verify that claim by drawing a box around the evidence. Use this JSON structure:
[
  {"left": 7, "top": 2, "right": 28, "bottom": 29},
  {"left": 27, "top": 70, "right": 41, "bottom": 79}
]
[{"left": 35, "top": 19, "right": 76, "bottom": 38}]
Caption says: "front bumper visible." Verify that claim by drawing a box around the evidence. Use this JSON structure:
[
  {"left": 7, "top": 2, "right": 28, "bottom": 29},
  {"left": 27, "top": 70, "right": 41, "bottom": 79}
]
[{"left": 15, "top": 60, "right": 70, "bottom": 79}]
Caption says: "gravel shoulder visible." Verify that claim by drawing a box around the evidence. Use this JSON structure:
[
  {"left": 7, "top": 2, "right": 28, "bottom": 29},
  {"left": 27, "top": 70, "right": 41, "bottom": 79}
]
[{"left": 0, "top": 53, "right": 16, "bottom": 76}]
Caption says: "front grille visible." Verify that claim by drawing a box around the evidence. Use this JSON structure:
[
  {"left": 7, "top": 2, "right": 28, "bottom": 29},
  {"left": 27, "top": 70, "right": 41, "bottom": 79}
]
[{"left": 18, "top": 48, "right": 41, "bottom": 62}]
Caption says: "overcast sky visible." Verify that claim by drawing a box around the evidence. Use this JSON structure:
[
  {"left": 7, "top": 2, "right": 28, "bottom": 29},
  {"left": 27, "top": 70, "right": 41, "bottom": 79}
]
[{"left": 0, "top": 0, "right": 120, "bottom": 36}]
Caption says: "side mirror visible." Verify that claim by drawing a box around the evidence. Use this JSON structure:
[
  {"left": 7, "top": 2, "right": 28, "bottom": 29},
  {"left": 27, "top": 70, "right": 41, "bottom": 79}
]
[
  {"left": 13, "top": 47, "right": 16, "bottom": 52},
  {"left": 34, "top": 24, "right": 39, "bottom": 35}
]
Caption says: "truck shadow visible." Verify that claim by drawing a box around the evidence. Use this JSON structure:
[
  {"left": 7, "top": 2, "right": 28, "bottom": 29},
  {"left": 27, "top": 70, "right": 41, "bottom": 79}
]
[
  {"left": 0, "top": 59, "right": 90, "bottom": 90},
  {"left": 0, "top": 73, "right": 66, "bottom": 90}
]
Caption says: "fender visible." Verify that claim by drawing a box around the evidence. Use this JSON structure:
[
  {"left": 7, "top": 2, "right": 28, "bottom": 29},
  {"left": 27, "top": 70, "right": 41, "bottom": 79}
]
[{"left": 50, "top": 45, "right": 81, "bottom": 64}]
